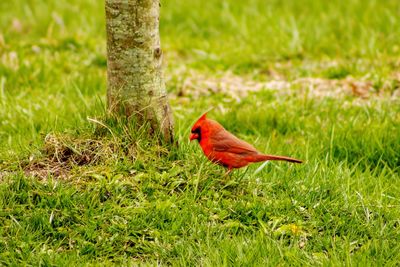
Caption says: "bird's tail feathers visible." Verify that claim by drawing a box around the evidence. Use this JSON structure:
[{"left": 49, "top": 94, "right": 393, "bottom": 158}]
[{"left": 253, "top": 154, "right": 303, "bottom": 164}]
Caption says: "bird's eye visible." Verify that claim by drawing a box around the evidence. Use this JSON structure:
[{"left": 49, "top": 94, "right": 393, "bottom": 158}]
[{"left": 191, "top": 127, "right": 200, "bottom": 134}]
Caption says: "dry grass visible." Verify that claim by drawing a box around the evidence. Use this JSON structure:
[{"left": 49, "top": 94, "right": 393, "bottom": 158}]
[{"left": 169, "top": 69, "right": 400, "bottom": 101}]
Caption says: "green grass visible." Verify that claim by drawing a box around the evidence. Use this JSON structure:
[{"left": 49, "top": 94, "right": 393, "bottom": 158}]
[{"left": 1, "top": 0, "right": 400, "bottom": 265}]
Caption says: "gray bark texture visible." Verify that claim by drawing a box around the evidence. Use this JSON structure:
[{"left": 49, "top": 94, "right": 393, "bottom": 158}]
[{"left": 105, "top": 0, "right": 174, "bottom": 142}]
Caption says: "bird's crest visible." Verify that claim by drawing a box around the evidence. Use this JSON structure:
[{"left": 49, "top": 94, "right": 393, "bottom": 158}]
[
  {"left": 192, "top": 112, "right": 208, "bottom": 127},
  {"left": 198, "top": 112, "right": 207, "bottom": 121},
  {"left": 196, "top": 107, "right": 214, "bottom": 123}
]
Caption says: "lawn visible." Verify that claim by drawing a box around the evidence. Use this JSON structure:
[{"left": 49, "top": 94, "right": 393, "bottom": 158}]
[{"left": 1, "top": 0, "right": 400, "bottom": 265}]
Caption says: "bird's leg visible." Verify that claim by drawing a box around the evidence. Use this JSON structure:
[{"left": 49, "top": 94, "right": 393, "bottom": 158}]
[
  {"left": 223, "top": 167, "right": 233, "bottom": 177},
  {"left": 237, "top": 166, "right": 249, "bottom": 183}
]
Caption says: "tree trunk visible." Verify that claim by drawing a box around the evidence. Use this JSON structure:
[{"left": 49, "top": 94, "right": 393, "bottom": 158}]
[{"left": 105, "top": 0, "right": 173, "bottom": 142}]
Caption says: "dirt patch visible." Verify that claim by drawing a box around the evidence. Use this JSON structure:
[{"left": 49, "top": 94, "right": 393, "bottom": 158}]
[
  {"left": 23, "top": 133, "right": 124, "bottom": 180},
  {"left": 42, "top": 134, "right": 106, "bottom": 166}
]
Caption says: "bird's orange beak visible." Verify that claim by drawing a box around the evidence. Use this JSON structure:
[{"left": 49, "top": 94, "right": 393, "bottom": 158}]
[{"left": 189, "top": 133, "right": 198, "bottom": 141}]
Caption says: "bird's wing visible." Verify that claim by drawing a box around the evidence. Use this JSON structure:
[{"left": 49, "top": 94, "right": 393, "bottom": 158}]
[{"left": 210, "top": 129, "right": 258, "bottom": 155}]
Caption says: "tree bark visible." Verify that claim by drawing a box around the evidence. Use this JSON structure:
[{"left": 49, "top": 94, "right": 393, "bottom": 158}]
[{"left": 105, "top": 0, "right": 173, "bottom": 142}]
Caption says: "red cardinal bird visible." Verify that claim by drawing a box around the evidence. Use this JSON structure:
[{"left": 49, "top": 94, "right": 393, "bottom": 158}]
[{"left": 189, "top": 113, "right": 302, "bottom": 173}]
